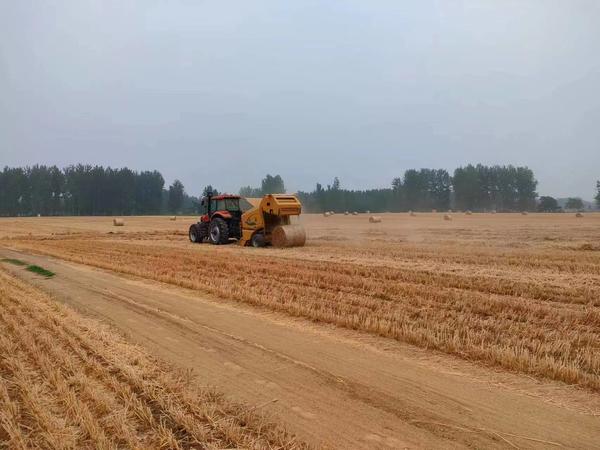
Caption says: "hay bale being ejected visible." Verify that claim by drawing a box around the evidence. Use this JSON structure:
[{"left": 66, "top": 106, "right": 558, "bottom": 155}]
[
  {"left": 272, "top": 225, "right": 306, "bottom": 248},
  {"left": 369, "top": 216, "right": 382, "bottom": 223},
  {"left": 113, "top": 218, "right": 125, "bottom": 226}
]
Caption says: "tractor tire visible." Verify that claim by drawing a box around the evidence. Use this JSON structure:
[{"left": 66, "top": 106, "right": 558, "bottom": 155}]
[
  {"left": 189, "top": 224, "right": 200, "bottom": 243},
  {"left": 251, "top": 233, "right": 266, "bottom": 248},
  {"left": 209, "top": 218, "right": 230, "bottom": 245},
  {"left": 197, "top": 222, "right": 209, "bottom": 242}
]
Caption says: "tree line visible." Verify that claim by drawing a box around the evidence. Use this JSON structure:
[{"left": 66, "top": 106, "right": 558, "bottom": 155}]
[
  {"left": 298, "top": 164, "right": 539, "bottom": 213},
  {"left": 1, "top": 164, "right": 597, "bottom": 216},
  {"left": 0, "top": 165, "right": 193, "bottom": 216}
]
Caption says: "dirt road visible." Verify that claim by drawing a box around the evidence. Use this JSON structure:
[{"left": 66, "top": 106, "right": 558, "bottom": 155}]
[{"left": 2, "top": 248, "right": 599, "bottom": 449}]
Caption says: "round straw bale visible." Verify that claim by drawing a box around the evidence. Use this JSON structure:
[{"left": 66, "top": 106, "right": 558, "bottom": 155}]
[
  {"left": 344, "top": 211, "right": 349, "bottom": 215},
  {"left": 576, "top": 212, "right": 584, "bottom": 218},
  {"left": 169, "top": 216, "right": 177, "bottom": 221},
  {"left": 352, "top": 211, "right": 358, "bottom": 215},
  {"left": 521, "top": 211, "right": 528, "bottom": 215},
  {"left": 113, "top": 218, "right": 125, "bottom": 226},
  {"left": 432, "top": 209, "right": 437, "bottom": 213},
  {"left": 465, "top": 210, "right": 472, "bottom": 215},
  {"left": 444, "top": 214, "right": 452, "bottom": 221},
  {"left": 369, "top": 216, "right": 382, "bottom": 223},
  {"left": 409, "top": 211, "right": 416, "bottom": 217},
  {"left": 272, "top": 225, "right": 306, "bottom": 248},
  {"left": 365, "top": 210, "right": 370, "bottom": 214}
]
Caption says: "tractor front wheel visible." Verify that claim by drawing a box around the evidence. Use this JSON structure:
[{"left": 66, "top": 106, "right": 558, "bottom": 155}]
[
  {"left": 189, "top": 224, "right": 199, "bottom": 243},
  {"left": 209, "top": 218, "right": 230, "bottom": 245},
  {"left": 197, "top": 222, "right": 209, "bottom": 242}
]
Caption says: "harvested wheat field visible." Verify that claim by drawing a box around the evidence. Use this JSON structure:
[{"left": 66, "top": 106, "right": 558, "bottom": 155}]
[
  {"left": 0, "top": 267, "right": 305, "bottom": 449},
  {"left": 2, "top": 213, "right": 600, "bottom": 448}
]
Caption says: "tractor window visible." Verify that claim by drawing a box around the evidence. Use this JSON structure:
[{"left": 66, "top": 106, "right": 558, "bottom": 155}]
[
  {"left": 223, "top": 198, "right": 240, "bottom": 211},
  {"left": 200, "top": 199, "right": 208, "bottom": 215},
  {"left": 238, "top": 197, "right": 253, "bottom": 212},
  {"left": 210, "top": 199, "right": 217, "bottom": 212}
]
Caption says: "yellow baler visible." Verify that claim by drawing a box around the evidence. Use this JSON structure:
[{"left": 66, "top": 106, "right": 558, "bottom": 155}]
[{"left": 239, "top": 194, "right": 306, "bottom": 247}]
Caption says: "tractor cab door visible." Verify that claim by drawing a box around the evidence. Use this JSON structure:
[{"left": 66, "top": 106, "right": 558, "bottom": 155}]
[{"left": 199, "top": 198, "right": 210, "bottom": 222}]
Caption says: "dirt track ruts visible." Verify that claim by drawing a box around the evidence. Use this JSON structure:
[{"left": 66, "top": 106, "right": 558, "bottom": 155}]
[{"left": 2, "top": 248, "right": 599, "bottom": 449}]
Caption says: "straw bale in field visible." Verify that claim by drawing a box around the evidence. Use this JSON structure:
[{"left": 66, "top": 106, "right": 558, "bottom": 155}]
[
  {"left": 369, "top": 216, "right": 382, "bottom": 223},
  {"left": 113, "top": 218, "right": 124, "bottom": 226}
]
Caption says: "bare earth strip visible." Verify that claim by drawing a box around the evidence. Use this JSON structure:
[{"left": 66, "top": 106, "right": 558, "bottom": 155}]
[
  {"left": 0, "top": 262, "right": 306, "bottom": 450},
  {"left": 2, "top": 249, "right": 599, "bottom": 449}
]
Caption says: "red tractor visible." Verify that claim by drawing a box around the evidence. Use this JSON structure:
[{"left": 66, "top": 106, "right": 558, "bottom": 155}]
[{"left": 188, "top": 192, "right": 252, "bottom": 245}]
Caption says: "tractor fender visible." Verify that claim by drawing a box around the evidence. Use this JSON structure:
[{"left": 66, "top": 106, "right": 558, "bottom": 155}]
[{"left": 211, "top": 211, "right": 232, "bottom": 220}]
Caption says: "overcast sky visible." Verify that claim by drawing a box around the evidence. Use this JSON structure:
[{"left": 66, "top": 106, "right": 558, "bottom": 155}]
[{"left": 1, "top": 1, "right": 599, "bottom": 198}]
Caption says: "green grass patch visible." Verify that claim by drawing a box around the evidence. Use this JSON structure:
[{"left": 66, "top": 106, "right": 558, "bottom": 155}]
[
  {"left": 2, "top": 258, "right": 27, "bottom": 266},
  {"left": 25, "top": 265, "right": 55, "bottom": 278}
]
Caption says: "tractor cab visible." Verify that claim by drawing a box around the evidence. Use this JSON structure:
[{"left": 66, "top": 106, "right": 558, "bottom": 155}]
[{"left": 189, "top": 193, "right": 252, "bottom": 245}]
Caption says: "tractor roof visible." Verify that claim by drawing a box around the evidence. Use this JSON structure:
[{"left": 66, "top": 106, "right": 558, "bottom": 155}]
[{"left": 211, "top": 194, "right": 240, "bottom": 200}]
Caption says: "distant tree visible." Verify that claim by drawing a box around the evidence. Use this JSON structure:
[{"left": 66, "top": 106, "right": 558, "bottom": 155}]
[
  {"left": 331, "top": 177, "right": 340, "bottom": 191},
  {"left": 168, "top": 180, "right": 185, "bottom": 213},
  {"left": 261, "top": 174, "right": 286, "bottom": 194},
  {"left": 453, "top": 165, "right": 481, "bottom": 211},
  {"left": 49, "top": 166, "right": 64, "bottom": 215},
  {"left": 596, "top": 181, "right": 600, "bottom": 209},
  {"left": 430, "top": 169, "right": 452, "bottom": 211},
  {"left": 202, "top": 185, "right": 218, "bottom": 198},
  {"left": 565, "top": 197, "right": 584, "bottom": 211},
  {"left": 538, "top": 196, "right": 560, "bottom": 212},
  {"left": 135, "top": 171, "right": 164, "bottom": 214},
  {"left": 239, "top": 186, "right": 262, "bottom": 197},
  {"left": 391, "top": 177, "right": 405, "bottom": 211},
  {"left": 515, "top": 167, "right": 537, "bottom": 211}
]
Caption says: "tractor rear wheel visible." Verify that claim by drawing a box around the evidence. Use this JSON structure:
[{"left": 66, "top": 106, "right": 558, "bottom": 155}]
[{"left": 209, "top": 218, "right": 229, "bottom": 245}]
